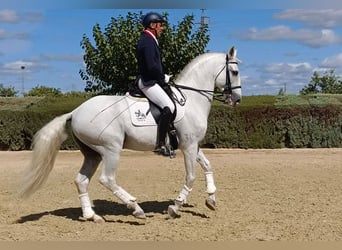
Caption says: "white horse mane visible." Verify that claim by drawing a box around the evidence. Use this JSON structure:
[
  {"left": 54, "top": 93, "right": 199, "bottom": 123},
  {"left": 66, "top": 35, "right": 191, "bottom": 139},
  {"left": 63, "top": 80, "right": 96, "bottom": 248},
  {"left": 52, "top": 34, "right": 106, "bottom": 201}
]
[{"left": 176, "top": 52, "right": 223, "bottom": 84}]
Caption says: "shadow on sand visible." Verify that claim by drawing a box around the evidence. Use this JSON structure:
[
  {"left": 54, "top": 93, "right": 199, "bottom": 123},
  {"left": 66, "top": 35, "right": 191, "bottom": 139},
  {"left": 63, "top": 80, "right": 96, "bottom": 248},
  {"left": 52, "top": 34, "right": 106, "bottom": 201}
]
[{"left": 15, "top": 199, "right": 181, "bottom": 225}]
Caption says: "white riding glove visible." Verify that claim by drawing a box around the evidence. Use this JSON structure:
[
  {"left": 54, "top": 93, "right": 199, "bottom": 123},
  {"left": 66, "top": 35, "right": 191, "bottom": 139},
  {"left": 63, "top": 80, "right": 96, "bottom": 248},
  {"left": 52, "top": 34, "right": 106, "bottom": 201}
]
[{"left": 164, "top": 74, "right": 173, "bottom": 83}]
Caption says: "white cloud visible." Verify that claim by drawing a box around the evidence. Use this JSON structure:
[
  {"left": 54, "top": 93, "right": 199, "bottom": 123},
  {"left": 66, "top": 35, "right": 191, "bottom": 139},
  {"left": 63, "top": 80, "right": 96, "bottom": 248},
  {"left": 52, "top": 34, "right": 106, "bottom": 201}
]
[
  {"left": 0, "top": 10, "right": 43, "bottom": 58},
  {"left": 0, "top": 28, "right": 29, "bottom": 40},
  {"left": 275, "top": 9, "right": 342, "bottom": 28},
  {"left": 264, "top": 78, "right": 281, "bottom": 87},
  {"left": 2, "top": 60, "right": 33, "bottom": 73},
  {"left": 0, "top": 9, "right": 43, "bottom": 23},
  {"left": 1, "top": 60, "right": 48, "bottom": 74},
  {"left": 257, "top": 62, "right": 313, "bottom": 94},
  {"left": 239, "top": 25, "right": 341, "bottom": 47},
  {"left": 263, "top": 62, "right": 312, "bottom": 74},
  {"left": 242, "top": 62, "right": 315, "bottom": 95},
  {"left": 28, "top": 54, "right": 83, "bottom": 63},
  {"left": 320, "top": 53, "right": 342, "bottom": 68},
  {"left": 0, "top": 9, "right": 18, "bottom": 23},
  {"left": 0, "top": 53, "right": 82, "bottom": 76}
]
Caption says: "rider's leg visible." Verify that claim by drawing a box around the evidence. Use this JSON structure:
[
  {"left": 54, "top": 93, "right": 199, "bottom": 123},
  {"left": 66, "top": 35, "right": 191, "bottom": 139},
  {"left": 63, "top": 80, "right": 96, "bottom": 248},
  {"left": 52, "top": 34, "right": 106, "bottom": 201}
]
[
  {"left": 138, "top": 81, "right": 175, "bottom": 156},
  {"left": 138, "top": 80, "right": 175, "bottom": 113},
  {"left": 154, "top": 106, "right": 172, "bottom": 155}
]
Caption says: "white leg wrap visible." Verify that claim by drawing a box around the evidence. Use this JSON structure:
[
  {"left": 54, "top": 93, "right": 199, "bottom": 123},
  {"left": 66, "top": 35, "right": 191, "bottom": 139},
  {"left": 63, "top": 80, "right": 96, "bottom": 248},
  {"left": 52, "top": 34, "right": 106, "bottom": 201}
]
[
  {"left": 79, "top": 193, "right": 95, "bottom": 218},
  {"left": 176, "top": 185, "right": 192, "bottom": 204},
  {"left": 113, "top": 187, "right": 136, "bottom": 204},
  {"left": 205, "top": 171, "right": 216, "bottom": 194}
]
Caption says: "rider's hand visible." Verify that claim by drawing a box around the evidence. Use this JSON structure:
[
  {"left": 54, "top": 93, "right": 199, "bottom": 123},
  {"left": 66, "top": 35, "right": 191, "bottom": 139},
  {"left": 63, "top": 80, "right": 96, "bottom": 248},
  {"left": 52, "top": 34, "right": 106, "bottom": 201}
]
[{"left": 164, "top": 74, "right": 173, "bottom": 83}]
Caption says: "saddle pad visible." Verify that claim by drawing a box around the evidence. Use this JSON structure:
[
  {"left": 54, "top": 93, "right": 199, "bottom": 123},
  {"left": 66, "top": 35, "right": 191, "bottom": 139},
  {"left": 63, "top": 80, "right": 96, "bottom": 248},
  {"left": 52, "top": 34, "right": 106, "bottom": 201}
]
[{"left": 126, "top": 93, "right": 185, "bottom": 127}]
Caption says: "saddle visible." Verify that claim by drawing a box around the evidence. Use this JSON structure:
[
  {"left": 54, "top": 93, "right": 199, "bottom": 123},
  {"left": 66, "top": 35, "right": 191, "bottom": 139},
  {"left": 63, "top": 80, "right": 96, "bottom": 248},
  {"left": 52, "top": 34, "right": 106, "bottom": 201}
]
[{"left": 128, "top": 81, "right": 181, "bottom": 153}]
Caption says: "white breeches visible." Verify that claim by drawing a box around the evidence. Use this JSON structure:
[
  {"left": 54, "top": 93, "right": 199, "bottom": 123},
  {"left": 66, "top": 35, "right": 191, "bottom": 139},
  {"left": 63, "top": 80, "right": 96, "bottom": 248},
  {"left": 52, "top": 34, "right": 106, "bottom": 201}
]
[{"left": 138, "top": 79, "right": 175, "bottom": 113}]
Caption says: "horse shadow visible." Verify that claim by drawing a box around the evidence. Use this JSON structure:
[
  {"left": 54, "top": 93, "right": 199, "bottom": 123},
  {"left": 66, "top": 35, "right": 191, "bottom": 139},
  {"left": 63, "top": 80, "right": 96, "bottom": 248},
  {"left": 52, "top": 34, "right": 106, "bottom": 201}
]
[{"left": 15, "top": 199, "right": 206, "bottom": 225}]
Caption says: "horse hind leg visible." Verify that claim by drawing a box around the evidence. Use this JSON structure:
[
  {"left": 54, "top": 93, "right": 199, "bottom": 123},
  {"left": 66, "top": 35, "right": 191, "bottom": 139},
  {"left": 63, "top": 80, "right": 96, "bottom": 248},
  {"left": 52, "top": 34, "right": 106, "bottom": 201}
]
[
  {"left": 99, "top": 148, "right": 146, "bottom": 219},
  {"left": 74, "top": 138, "right": 104, "bottom": 223}
]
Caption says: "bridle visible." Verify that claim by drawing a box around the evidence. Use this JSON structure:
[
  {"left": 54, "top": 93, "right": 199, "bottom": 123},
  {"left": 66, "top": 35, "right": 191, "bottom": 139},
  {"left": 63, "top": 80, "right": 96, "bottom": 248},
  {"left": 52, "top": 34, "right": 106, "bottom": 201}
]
[
  {"left": 223, "top": 54, "right": 241, "bottom": 96},
  {"left": 170, "top": 54, "right": 241, "bottom": 104}
]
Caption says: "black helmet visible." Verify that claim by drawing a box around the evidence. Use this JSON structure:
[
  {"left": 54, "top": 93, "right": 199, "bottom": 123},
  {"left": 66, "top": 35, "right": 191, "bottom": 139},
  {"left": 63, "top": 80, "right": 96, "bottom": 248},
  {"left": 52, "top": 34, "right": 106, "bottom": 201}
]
[{"left": 142, "top": 12, "right": 165, "bottom": 28}]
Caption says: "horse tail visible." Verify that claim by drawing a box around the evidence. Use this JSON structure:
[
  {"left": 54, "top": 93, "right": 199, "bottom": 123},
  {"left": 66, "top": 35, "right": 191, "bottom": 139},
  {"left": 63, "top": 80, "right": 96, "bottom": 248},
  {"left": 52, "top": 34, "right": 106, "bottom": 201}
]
[{"left": 19, "top": 112, "right": 73, "bottom": 198}]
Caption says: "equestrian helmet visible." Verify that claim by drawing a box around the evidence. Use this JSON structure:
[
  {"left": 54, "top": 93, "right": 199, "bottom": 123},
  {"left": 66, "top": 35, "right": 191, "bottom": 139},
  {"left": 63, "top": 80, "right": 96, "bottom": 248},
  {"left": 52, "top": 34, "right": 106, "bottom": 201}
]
[{"left": 142, "top": 12, "right": 165, "bottom": 28}]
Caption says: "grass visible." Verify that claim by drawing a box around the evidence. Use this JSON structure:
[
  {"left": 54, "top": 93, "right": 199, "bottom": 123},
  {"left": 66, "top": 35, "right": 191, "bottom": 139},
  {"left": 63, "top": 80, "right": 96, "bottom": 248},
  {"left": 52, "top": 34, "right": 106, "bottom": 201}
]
[{"left": 0, "top": 96, "right": 44, "bottom": 111}]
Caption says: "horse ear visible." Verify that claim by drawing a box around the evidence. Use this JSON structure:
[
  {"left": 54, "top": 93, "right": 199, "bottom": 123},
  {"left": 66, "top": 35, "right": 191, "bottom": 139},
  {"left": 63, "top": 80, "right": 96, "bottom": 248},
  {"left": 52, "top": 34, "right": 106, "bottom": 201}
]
[{"left": 228, "top": 46, "right": 236, "bottom": 58}]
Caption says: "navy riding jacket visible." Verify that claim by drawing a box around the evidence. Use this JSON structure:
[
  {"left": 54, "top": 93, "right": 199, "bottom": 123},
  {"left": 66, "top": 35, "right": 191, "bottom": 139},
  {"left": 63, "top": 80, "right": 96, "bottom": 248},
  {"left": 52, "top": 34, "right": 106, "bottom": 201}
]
[{"left": 136, "top": 31, "right": 165, "bottom": 86}]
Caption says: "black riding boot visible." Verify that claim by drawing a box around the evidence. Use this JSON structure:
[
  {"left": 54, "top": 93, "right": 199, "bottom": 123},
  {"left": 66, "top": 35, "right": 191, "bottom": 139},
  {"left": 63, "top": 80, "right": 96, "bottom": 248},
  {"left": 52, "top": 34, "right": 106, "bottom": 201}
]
[{"left": 154, "top": 107, "right": 172, "bottom": 157}]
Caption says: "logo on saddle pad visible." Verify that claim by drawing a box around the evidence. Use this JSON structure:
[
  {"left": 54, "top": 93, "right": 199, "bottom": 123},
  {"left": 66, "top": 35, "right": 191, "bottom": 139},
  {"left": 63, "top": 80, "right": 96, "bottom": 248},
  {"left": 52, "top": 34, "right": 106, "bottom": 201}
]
[
  {"left": 134, "top": 109, "right": 147, "bottom": 121},
  {"left": 126, "top": 94, "right": 184, "bottom": 126}
]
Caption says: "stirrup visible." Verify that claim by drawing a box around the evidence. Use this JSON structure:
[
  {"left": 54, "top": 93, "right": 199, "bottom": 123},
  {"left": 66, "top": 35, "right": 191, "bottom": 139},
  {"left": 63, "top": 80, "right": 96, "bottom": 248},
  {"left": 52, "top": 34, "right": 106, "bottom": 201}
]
[
  {"left": 153, "top": 145, "right": 175, "bottom": 158},
  {"left": 169, "top": 146, "right": 176, "bottom": 158}
]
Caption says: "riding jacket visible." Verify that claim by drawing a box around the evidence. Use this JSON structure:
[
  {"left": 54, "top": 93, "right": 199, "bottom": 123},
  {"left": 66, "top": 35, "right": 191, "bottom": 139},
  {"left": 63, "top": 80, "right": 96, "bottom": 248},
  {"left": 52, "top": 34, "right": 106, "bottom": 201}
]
[{"left": 136, "top": 30, "right": 165, "bottom": 87}]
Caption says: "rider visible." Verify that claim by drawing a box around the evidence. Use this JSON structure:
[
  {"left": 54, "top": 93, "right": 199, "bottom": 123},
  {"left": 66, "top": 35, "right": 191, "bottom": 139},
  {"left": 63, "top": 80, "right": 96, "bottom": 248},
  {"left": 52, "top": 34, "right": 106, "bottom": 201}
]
[{"left": 136, "top": 12, "right": 175, "bottom": 157}]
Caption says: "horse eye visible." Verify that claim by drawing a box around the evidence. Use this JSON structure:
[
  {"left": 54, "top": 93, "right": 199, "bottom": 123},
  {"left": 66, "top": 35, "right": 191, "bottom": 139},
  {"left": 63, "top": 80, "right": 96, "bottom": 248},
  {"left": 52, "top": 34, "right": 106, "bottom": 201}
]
[{"left": 232, "top": 71, "right": 239, "bottom": 76}]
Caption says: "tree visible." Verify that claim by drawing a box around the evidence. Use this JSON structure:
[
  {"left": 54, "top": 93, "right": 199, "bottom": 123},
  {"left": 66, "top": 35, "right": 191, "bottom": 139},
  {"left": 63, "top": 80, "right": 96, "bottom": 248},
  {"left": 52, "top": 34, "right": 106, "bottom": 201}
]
[
  {"left": 0, "top": 84, "right": 18, "bottom": 97},
  {"left": 80, "top": 11, "right": 209, "bottom": 94},
  {"left": 24, "top": 85, "right": 62, "bottom": 97},
  {"left": 159, "top": 14, "right": 209, "bottom": 78},
  {"left": 278, "top": 87, "right": 285, "bottom": 95},
  {"left": 300, "top": 69, "right": 342, "bottom": 95}
]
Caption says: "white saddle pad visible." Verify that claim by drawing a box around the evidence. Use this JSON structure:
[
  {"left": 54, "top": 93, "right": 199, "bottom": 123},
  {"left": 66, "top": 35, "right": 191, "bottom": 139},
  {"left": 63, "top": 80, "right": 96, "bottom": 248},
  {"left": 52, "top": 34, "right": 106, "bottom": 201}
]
[{"left": 126, "top": 92, "right": 185, "bottom": 127}]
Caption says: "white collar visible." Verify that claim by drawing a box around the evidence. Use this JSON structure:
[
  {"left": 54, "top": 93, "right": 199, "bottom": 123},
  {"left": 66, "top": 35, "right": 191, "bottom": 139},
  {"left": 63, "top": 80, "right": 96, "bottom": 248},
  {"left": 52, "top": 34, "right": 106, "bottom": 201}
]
[{"left": 144, "top": 29, "right": 159, "bottom": 46}]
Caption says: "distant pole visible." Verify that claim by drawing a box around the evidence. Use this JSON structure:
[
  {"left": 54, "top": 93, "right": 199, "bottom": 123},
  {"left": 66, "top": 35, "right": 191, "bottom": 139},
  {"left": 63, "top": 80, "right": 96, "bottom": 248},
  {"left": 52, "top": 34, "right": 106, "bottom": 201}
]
[
  {"left": 198, "top": 9, "right": 210, "bottom": 27},
  {"left": 21, "top": 65, "right": 25, "bottom": 96}
]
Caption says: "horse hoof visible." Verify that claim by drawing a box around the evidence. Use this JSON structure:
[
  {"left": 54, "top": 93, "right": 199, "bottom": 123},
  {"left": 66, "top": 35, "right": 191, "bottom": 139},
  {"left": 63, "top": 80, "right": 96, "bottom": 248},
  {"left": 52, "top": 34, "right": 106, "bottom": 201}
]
[
  {"left": 93, "top": 214, "right": 105, "bottom": 223},
  {"left": 79, "top": 214, "right": 105, "bottom": 223},
  {"left": 167, "top": 205, "right": 180, "bottom": 219},
  {"left": 133, "top": 210, "right": 146, "bottom": 219},
  {"left": 205, "top": 198, "right": 216, "bottom": 211}
]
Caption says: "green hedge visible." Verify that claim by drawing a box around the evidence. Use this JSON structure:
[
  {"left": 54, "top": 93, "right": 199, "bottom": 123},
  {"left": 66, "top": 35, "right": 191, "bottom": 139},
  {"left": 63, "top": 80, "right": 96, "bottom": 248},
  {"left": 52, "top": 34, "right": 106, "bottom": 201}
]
[
  {"left": 0, "top": 95, "right": 342, "bottom": 150},
  {"left": 203, "top": 105, "right": 342, "bottom": 148},
  {"left": 0, "top": 96, "right": 88, "bottom": 150}
]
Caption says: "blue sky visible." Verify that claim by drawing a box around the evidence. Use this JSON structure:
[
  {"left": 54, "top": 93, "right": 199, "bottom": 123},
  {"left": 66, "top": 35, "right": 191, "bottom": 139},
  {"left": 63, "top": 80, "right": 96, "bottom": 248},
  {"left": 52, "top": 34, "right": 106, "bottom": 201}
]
[{"left": 1, "top": 1, "right": 342, "bottom": 95}]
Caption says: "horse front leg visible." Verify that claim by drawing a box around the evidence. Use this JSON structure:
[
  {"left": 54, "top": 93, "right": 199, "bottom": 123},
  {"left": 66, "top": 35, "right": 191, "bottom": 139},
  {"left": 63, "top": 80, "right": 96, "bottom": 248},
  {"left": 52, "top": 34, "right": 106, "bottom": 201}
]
[
  {"left": 168, "top": 144, "right": 197, "bottom": 219},
  {"left": 196, "top": 149, "right": 216, "bottom": 210}
]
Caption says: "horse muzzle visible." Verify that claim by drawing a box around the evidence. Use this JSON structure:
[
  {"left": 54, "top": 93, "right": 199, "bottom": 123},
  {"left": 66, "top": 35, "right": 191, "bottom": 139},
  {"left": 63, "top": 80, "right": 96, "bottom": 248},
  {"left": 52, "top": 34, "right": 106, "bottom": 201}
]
[{"left": 226, "top": 94, "right": 241, "bottom": 107}]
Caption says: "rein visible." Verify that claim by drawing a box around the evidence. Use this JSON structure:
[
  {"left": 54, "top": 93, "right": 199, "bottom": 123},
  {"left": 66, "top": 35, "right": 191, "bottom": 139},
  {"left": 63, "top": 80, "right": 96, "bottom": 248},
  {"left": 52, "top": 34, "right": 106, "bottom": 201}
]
[
  {"left": 170, "top": 82, "right": 226, "bottom": 103},
  {"left": 170, "top": 56, "right": 241, "bottom": 104}
]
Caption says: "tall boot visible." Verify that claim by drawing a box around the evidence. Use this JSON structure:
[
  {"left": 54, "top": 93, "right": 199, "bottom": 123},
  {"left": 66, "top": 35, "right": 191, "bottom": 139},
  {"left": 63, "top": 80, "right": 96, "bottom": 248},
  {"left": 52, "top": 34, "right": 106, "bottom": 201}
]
[{"left": 154, "top": 107, "right": 172, "bottom": 156}]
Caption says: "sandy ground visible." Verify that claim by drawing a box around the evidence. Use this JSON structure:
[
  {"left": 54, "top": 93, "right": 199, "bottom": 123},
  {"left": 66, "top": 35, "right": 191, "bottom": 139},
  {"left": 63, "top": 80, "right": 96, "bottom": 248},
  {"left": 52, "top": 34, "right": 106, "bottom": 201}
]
[{"left": 0, "top": 148, "right": 342, "bottom": 241}]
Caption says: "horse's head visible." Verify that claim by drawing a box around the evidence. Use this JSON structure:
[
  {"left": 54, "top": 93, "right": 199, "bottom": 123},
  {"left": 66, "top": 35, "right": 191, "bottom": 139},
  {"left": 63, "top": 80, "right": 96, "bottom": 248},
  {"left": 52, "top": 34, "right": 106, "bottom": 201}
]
[{"left": 214, "top": 46, "right": 242, "bottom": 106}]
